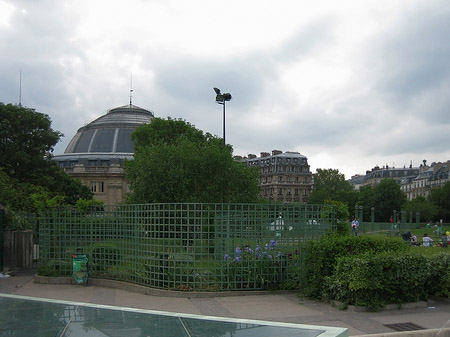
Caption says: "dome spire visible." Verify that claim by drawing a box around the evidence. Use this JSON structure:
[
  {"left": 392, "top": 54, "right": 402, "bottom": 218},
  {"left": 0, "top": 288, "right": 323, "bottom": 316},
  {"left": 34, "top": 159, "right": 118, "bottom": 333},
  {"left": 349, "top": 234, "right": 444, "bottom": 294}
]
[{"left": 129, "top": 73, "right": 133, "bottom": 106}]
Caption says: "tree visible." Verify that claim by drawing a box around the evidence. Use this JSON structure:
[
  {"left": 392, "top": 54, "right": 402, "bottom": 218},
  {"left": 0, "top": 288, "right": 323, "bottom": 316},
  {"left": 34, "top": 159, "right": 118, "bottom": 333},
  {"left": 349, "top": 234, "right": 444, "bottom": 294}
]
[
  {"left": 308, "top": 168, "right": 358, "bottom": 209},
  {"left": 0, "top": 103, "right": 92, "bottom": 216},
  {"left": 358, "top": 179, "right": 407, "bottom": 222},
  {"left": 403, "top": 196, "right": 437, "bottom": 223},
  {"left": 0, "top": 103, "right": 62, "bottom": 182},
  {"left": 126, "top": 118, "right": 260, "bottom": 203},
  {"left": 429, "top": 181, "right": 450, "bottom": 222}
]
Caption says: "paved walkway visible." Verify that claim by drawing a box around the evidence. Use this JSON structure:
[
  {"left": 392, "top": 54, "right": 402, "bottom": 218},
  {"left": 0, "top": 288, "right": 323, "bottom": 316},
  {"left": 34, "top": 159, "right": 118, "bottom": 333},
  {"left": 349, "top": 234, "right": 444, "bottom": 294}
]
[{"left": 1, "top": 270, "right": 450, "bottom": 336}]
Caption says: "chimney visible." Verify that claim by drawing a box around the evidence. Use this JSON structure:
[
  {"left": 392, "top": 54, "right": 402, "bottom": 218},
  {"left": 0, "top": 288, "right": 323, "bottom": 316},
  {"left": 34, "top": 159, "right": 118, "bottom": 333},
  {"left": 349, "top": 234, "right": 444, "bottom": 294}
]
[
  {"left": 272, "top": 150, "right": 282, "bottom": 156},
  {"left": 260, "top": 152, "right": 270, "bottom": 157},
  {"left": 248, "top": 154, "right": 257, "bottom": 159}
]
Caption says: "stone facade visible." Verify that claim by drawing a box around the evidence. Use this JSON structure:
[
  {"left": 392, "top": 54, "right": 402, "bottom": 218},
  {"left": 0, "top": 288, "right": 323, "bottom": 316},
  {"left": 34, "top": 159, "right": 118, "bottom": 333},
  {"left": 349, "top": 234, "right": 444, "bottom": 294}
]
[
  {"left": 241, "top": 150, "right": 313, "bottom": 203},
  {"left": 53, "top": 104, "right": 154, "bottom": 205},
  {"left": 400, "top": 160, "right": 450, "bottom": 200},
  {"left": 349, "top": 160, "right": 450, "bottom": 201}
]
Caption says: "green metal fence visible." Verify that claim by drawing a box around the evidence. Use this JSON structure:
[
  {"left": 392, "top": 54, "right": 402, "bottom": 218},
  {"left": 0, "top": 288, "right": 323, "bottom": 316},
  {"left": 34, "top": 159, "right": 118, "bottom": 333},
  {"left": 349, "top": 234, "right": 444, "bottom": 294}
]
[
  {"left": 38, "top": 203, "right": 336, "bottom": 291},
  {"left": 358, "top": 222, "right": 422, "bottom": 236}
]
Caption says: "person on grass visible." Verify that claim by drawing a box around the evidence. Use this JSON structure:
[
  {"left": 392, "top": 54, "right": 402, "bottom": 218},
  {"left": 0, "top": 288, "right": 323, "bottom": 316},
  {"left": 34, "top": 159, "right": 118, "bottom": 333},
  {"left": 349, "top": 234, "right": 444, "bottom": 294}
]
[{"left": 422, "top": 233, "right": 433, "bottom": 247}]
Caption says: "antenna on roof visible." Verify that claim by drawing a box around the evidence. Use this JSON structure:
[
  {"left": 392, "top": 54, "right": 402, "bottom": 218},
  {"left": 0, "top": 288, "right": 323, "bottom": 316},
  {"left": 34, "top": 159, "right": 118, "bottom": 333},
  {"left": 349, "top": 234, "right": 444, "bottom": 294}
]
[
  {"left": 129, "top": 73, "right": 133, "bottom": 106},
  {"left": 19, "top": 70, "right": 22, "bottom": 107}
]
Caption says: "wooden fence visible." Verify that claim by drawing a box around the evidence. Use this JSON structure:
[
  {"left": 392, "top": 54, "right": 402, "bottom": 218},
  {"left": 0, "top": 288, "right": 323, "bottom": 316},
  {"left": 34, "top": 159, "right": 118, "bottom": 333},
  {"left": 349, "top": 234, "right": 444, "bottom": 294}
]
[{"left": 2, "top": 231, "right": 37, "bottom": 270}]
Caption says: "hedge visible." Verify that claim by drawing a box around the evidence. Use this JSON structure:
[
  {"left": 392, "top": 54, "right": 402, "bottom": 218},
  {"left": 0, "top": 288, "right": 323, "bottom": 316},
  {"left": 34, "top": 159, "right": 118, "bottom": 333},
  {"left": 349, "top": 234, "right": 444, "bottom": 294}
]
[
  {"left": 301, "top": 235, "right": 450, "bottom": 311},
  {"left": 301, "top": 234, "right": 407, "bottom": 299},
  {"left": 323, "top": 252, "right": 430, "bottom": 311}
]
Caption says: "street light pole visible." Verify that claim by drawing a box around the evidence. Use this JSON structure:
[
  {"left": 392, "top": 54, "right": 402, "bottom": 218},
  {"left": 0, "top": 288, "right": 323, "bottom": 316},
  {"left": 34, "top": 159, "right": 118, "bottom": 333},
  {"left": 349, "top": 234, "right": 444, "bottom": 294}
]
[
  {"left": 213, "top": 87, "right": 232, "bottom": 146},
  {"left": 222, "top": 100, "right": 226, "bottom": 145}
]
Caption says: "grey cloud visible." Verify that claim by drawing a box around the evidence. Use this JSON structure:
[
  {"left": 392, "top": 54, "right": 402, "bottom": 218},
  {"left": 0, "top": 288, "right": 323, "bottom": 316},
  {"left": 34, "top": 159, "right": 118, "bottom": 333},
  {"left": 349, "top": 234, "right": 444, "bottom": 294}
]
[{"left": 370, "top": 3, "right": 450, "bottom": 121}]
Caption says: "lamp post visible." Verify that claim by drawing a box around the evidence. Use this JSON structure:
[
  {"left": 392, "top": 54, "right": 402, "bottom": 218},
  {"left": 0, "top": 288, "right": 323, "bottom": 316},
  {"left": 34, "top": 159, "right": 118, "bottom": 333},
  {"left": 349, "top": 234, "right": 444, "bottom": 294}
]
[{"left": 213, "top": 87, "right": 232, "bottom": 146}]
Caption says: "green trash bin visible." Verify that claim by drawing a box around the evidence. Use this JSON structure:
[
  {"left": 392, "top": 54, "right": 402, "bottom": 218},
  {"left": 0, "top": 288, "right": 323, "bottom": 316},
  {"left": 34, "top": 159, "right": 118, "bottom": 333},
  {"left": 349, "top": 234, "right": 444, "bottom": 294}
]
[{"left": 72, "top": 254, "right": 88, "bottom": 285}]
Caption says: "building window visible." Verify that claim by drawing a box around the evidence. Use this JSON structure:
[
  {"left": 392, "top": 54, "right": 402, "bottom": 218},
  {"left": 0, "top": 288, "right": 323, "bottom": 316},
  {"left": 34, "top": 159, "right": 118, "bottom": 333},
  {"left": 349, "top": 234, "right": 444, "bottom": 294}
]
[{"left": 91, "top": 181, "right": 105, "bottom": 193}]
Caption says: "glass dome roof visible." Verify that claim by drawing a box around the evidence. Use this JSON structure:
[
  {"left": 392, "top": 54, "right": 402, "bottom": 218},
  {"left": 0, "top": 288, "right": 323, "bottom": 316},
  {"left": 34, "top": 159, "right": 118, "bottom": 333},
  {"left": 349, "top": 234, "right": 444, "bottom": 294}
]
[{"left": 64, "top": 104, "right": 154, "bottom": 155}]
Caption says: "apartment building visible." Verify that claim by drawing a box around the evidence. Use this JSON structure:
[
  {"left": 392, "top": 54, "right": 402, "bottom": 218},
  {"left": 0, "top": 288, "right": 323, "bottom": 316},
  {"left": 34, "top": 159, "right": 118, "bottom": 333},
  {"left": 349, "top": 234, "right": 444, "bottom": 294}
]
[{"left": 242, "top": 150, "right": 313, "bottom": 203}]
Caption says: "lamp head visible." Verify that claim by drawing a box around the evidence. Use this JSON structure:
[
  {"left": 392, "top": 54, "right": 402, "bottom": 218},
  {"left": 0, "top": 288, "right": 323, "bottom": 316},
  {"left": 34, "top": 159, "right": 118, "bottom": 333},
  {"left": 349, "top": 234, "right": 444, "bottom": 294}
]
[{"left": 223, "top": 93, "right": 232, "bottom": 101}]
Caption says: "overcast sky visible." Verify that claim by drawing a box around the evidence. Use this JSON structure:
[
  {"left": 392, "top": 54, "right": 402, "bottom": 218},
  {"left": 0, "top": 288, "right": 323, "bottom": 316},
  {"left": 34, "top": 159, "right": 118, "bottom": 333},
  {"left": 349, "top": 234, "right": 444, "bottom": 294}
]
[{"left": 1, "top": 0, "right": 450, "bottom": 179}]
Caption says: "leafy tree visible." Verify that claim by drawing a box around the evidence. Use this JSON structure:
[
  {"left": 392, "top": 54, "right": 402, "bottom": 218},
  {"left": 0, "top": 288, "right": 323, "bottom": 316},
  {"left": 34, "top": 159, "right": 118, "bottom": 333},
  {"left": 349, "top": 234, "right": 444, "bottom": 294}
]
[
  {"left": 0, "top": 103, "right": 92, "bottom": 216},
  {"left": 0, "top": 103, "right": 62, "bottom": 182},
  {"left": 126, "top": 118, "right": 260, "bottom": 203},
  {"left": 308, "top": 168, "right": 358, "bottom": 209},
  {"left": 429, "top": 181, "right": 450, "bottom": 222},
  {"left": 324, "top": 199, "right": 350, "bottom": 235},
  {"left": 358, "top": 179, "right": 407, "bottom": 222},
  {"left": 403, "top": 196, "right": 437, "bottom": 223}
]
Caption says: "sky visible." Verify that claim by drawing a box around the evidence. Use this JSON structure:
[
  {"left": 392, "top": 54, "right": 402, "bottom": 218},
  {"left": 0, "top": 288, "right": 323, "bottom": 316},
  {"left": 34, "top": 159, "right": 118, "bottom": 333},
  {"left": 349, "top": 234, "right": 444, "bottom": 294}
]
[{"left": 1, "top": 0, "right": 450, "bottom": 179}]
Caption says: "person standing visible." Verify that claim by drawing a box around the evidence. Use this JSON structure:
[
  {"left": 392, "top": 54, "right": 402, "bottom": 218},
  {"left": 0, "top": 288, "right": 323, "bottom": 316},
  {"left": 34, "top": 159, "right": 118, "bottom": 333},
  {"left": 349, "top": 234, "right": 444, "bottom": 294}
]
[
  {"left": 442, "top": 232, "right": 448, "bottom": 248},
  {"left": 351, "top": 218, "right": 359, "bottom": 236}
]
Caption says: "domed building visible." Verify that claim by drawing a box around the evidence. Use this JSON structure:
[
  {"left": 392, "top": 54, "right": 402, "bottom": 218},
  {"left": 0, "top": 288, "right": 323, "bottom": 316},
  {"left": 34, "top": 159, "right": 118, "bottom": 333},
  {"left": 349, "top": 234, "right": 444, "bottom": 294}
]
[{"left": 53, "top": 104, "right": 154, "bottom": 205}]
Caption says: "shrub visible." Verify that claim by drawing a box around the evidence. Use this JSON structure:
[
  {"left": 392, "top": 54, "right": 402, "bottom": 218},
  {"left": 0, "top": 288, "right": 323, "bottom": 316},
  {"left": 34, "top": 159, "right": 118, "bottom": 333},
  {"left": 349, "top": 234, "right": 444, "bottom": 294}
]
[
  {"left": 221, "top": 240, "right": 300, "bottom": 290},
  {"left": 426, "top": 253, "right": 450, "bottom": 298},
  {"left": 90, "top": 243, "right": 121, "bottom": 272},
  {"left": 323, "top": 252, "right": 430, "bottom": 311},
  {"left": 37, "top": 259, "right": 71, "bottom": 277},
  {"left": 301, "top": 234, "right": 407, "bottom": 299}
]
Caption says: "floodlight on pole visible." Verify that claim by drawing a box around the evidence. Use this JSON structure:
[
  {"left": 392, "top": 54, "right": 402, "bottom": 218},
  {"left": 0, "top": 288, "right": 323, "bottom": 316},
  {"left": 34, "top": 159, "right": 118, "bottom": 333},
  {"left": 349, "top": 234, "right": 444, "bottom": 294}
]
[{"left": 213, "top": 87, "right": 232, "bottom": 146}]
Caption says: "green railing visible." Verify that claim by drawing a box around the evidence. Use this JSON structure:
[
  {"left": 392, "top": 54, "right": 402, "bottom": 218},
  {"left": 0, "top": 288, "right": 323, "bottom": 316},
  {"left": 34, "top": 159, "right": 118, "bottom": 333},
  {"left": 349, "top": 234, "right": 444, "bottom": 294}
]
[
  {"left": 358, "top": 222, "right": 422, "bottom": 236},
  {"left": 38, "top": 203, "right": 336, "bottom": 291}
]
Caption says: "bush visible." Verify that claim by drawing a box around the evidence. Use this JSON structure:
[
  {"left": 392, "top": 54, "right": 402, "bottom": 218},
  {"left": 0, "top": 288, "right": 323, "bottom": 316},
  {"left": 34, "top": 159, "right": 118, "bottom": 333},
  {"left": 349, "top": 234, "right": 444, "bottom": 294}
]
[
  {"left": 37, "top": 259, "right": 71, "bottom": 277},
  {"left": 90, "top": 243, "right": 121, "bottom": 272},
  {"left": 426, "top": 253, "right": 450, "bottom": 298},
  {"left": 301, "top": 235, "right": 407, "bottom": 299},
  {"left": 323, "top": 252, "right": 430, "bottom": 311}
]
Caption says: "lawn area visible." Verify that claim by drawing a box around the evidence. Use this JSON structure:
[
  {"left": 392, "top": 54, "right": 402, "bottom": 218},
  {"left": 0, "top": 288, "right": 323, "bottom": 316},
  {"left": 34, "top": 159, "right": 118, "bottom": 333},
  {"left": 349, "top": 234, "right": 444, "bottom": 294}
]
[{"left": 363, "top": 222, "right": 450, "bottom": 249}]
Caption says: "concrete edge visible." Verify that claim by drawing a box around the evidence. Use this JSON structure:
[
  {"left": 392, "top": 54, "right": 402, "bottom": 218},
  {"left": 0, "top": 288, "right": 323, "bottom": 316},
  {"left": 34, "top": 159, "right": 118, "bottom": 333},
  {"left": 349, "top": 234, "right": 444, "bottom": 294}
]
[
  {"left": 353, "top": 327, "right": 450, "bottom": 337},
  {"left": 33, "top": 275, "right": 294, "bottom": 298},
  {"left": 330, "top": 299, "right": 433, "bottom": 312}
]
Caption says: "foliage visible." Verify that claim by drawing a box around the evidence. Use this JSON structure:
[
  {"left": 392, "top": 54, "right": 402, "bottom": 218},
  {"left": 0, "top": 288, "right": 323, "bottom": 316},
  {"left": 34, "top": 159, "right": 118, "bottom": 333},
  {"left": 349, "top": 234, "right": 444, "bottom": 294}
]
[
  {"left": 221, "top": 240, "right": 300, "bottom": 290},
  {"left": 308, "top": 168, "right": 358, "bottom": 210},
  {"left": 300, "top": 235, "right": 408, "bottom": 299},
  {"left": 126, "top": 118, "right": 260, "bottom": 203},
  {"left": 76, "top": 198, "right": 104, "bottom": 212},
  {"left": 0, "top": 102, "right": 93, "bottom": 221},
  {"left": 323, "top": 252, "right": 431, "bottom": 311},
  {"left": 427, "top": 253, "right": 450, "bottom": 298},
  {"left": 4, "top": 210, "right": 37, "bottom": 231},
  {"left": 429, "top": 181, "right": 450, "bottom": 222},
  {"left": 0, "top": 103, "right": 62, "bottom": 181},
  {"left": 322, "top": 200, "right": 350, "bottom": 235},
  {"left": 358, "top": 179, "right": 407, "bottom": 222},
  {"left": 37, "top": 259, "right": 71, "bottom": 277},
  {"left": 403, "top": 196, "right": 438, "bottom": 223},
  {"left": 91, "top": 243, "right": 121, "bottom": 272}
]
